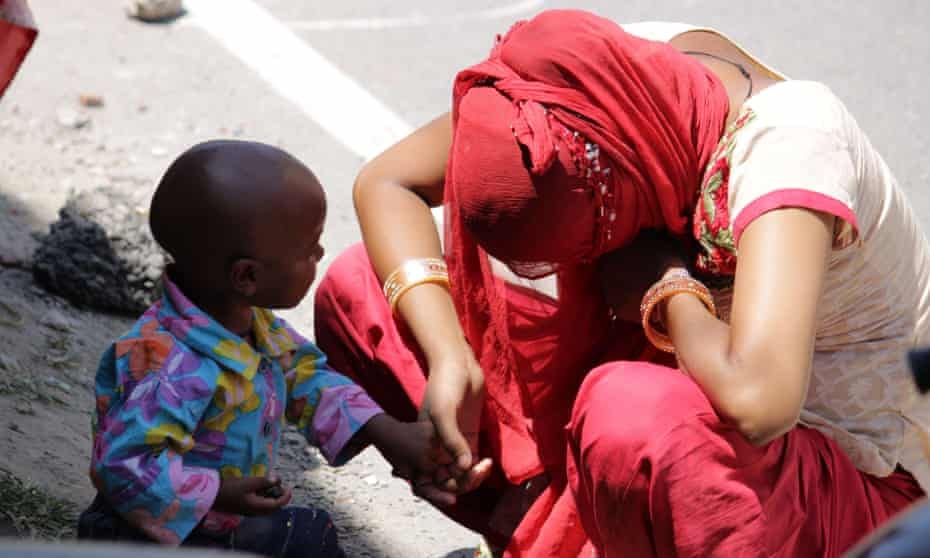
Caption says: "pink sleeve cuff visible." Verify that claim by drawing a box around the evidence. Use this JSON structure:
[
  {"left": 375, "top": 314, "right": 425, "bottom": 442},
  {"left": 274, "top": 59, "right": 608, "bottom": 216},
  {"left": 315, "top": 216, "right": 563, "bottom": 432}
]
[
  {"left": 732, "top": 188, "right": 859, "bottom": 246},
  {"left": 311, "top": 384, "right": 384, "bottom": 465}
]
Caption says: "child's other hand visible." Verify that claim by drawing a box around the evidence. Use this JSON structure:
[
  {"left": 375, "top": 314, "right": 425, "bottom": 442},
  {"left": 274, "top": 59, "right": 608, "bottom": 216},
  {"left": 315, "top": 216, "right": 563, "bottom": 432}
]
[{"left": 214, "top": 476, "right": 292, "bottom": 516}]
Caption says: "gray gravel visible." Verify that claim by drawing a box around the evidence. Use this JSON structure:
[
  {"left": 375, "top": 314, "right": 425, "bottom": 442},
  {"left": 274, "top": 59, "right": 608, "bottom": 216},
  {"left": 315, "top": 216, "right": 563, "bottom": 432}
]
[{"left": 33, "top": 188, "right": 164, "bottom": 315}]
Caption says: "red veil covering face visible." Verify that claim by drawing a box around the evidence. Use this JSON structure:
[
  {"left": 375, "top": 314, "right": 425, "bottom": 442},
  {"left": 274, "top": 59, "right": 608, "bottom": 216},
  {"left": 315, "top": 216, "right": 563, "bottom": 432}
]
[
  {"left": 0, "top": 0, "right": 37, "bottom": 97},
  {"left": 442, "top": 9, "right": 730, "bottom": 552}
]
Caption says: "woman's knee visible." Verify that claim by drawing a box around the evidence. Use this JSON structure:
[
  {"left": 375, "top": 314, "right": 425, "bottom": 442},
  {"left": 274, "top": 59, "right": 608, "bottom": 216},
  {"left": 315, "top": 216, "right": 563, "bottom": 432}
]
[
  {"left": 315, "top": 242, "right": 375, "bottom": 315},
  {"left": 569, "top": 361, "right": 714, "bottom": 470}
]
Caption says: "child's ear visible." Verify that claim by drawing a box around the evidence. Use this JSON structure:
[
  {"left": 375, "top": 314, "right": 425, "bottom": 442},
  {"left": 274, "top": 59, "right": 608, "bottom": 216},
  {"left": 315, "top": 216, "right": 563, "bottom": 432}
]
[{"left": 229, "top": 258, "right": 259, "bottom": 298}]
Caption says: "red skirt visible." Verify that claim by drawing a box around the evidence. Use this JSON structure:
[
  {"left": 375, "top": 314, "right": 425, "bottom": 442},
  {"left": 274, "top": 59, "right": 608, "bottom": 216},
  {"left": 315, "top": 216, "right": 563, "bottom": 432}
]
[{"left": 314, "top": 244, "right": 924, "bottom": 557}]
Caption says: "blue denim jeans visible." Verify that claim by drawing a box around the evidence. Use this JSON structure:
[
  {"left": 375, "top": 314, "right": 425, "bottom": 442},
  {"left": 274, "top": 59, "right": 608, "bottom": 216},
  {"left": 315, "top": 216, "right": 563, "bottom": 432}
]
[{"left": 78, "top": 495, "right": 346, "bottom": 558}]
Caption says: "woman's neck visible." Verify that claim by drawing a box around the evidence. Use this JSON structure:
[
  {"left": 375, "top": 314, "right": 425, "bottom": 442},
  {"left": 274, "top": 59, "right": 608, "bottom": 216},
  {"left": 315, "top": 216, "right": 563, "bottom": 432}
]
[{"left": 670, "top": 30, "right": 780, "bottom": 126}]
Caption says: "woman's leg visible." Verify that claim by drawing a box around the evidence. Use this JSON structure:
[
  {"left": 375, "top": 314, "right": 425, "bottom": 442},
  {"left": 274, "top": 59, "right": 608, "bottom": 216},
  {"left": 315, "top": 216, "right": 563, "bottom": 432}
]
[
  {"left": 567, "top": 361, "right": 923, "bottom": 558},
  {"left": 314, "top": 242, "right": 427, "bottom": 422}
]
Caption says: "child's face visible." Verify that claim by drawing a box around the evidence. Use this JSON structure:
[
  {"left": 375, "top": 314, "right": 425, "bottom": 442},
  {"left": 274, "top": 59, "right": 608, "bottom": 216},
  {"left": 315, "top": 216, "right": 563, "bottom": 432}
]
[{"left": 254, "top": 213, "right": 326, "bottom": 310}]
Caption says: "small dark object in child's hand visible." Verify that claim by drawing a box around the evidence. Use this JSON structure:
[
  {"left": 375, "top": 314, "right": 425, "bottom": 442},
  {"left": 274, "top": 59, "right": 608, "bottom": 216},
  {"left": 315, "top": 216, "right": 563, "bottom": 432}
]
[{"left": 261, "top": 485, "right": 284, "bottom": 499}]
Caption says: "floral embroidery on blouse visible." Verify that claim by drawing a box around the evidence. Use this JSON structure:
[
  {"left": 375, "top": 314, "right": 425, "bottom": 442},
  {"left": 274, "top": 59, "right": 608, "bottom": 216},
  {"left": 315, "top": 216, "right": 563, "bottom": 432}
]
[{"left": 693, "top": 108, "right": 756, "bottom": 280}]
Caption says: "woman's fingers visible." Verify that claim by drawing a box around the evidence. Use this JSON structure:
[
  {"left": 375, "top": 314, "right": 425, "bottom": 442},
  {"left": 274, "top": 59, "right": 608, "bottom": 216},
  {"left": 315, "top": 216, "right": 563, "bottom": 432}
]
[
  {"left": 412, "top": 475, "right": 457, "bottom": 507},
  {"left": 459, "top": 457, "right": 494, "bottom": 493},
  {"left": 429, "top": 405, "right": 474, "bottom": 475}
]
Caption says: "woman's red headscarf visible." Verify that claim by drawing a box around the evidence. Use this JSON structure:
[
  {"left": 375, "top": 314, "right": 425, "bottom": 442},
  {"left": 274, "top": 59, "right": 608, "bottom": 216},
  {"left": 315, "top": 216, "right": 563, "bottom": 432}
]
[
  {"left": 0, "top": 0, "right": 37, "bottom": 97},
  {"left": 444, "top": 10, "right": 730, "bottom": 482}
]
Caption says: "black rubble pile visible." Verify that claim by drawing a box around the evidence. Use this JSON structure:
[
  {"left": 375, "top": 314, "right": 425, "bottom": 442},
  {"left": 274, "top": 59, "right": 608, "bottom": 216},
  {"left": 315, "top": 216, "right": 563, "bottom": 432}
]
[{"left": 32, "top": 189, "right": 165, "bottom": 314}]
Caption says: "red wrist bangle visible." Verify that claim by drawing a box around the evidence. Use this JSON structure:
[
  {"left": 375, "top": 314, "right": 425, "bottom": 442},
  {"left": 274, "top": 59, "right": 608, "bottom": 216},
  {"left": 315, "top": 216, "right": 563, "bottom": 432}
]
[{"left": 640, "top": 274, "right": 716, "bottom": 353}]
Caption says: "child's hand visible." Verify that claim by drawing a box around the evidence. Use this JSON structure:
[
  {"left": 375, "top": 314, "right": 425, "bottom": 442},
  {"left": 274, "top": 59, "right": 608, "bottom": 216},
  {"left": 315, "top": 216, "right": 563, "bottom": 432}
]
[
  {"left": 363, "top": 414, "right": 493, "bottom": 507},
  {"left": 364, "top": 414, "right": 437, "bottom": 477},
  {"left": 213, "top": 476, "right": 292, "bottom": 516}
]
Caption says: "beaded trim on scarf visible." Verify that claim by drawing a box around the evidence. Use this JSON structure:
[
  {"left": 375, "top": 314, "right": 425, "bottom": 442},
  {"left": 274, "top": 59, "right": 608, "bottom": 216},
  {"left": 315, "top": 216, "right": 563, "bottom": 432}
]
[{"left": 559, "top": 126, "right": 618, "bottom": 261}]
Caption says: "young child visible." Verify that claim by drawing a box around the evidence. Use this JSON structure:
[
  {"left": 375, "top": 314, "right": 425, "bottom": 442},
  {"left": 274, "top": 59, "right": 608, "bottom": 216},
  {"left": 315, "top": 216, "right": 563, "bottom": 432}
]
[{"left": 78, "top": 140, "right": 436, "bottom": 556}]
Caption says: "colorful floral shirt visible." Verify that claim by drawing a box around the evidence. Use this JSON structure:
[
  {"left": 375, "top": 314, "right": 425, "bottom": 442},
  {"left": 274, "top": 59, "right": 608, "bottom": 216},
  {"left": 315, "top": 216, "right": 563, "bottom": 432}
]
[{"left": 89, "top": 277, "right": 383, "bottom": 544}]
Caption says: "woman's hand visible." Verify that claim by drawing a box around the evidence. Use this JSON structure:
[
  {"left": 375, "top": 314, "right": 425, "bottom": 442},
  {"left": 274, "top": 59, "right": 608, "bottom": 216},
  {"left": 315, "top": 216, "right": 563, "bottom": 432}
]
[
  {"left": 368, "top": 413, "right": 493, "bottom": 506},
  {"left": 419, "top": 349, "right": 491, "bottom": 493},
  {"left": 362, "top": 414, "right": 454, "bottom": 506},
  {"left": 598, "top": 230, "right": 689, "bottom": 322}
]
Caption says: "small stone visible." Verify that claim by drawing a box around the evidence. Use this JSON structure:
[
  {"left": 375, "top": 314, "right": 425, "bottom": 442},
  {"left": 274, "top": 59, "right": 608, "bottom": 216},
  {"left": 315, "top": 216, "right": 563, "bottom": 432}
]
[
  {"left": 150, "top": 146, "right": 167, "bottom": 158},
  {"left": 125, "top": 0, "right": 184, "bottom": 22},
  {"left": 41, "top": 309, "right": 72, "bottom": 332},
  {"left": 56, "top": 106, "right": 90, "bottom": 129},
  {"left": 362, "top": 474, "right": 379, "bottom": 486},
  {"left": 283, "top": 431, "right": 303, "bottom": 446},
  {"left": 45, "top": 377, "right": 72, "bottom": 393},
  {"left": 137, "top": 103, "right": 149, "bottom": 113},
  {"left": 79, "top": 94, "right": 105, "bottom": 108},
  {"left": 8, "top": 422, "right": 21, "bottom": 433},
  {"left": 0, "top": 354, "right": 19, "bottom": 372},
  {"left": 14, "top": 400, "right": 34, "bottom": 415}
]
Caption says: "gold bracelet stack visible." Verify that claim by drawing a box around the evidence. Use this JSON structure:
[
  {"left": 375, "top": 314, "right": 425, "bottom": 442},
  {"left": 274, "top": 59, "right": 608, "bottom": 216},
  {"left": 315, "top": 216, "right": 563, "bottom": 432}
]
[
  {"left": 639, "top": 270, "right": 716, "bottom": 353},
  {"left": 383, "top": 258, "right": 450, "bottom": 313}
]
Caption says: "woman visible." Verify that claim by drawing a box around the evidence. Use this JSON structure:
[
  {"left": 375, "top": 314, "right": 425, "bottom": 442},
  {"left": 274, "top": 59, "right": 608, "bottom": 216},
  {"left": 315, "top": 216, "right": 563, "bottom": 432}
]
[{"left": 315, "top": 10, "right": 929, "bottom": 557}]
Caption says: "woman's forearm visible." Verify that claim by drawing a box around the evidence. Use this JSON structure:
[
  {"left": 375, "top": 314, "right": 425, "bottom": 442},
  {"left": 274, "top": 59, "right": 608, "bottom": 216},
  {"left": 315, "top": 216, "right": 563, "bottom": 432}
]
[
  {"left": 664, "top": 292, "right": 791, "bottom": 445},
  {"left": 354, "top": 176, "right": 472, "bottom": 368},
  {"left": 351, "top": 113, "right": 475, "bottom": 370},
  {"left": 662, "top": 209, "right": 832, "bottom": 445}
]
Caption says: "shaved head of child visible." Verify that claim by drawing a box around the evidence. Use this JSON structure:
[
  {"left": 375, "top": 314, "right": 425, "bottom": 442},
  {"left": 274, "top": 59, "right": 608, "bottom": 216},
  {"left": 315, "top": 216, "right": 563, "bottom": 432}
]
[{"left": 150, "top": 140, "right": 326, "bottom": 334}]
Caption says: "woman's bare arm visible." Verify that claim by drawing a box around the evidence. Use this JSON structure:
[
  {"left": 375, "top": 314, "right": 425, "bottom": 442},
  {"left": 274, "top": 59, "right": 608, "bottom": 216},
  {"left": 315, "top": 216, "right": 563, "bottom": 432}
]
[
  {"left": 354, "top": 113, "right": 469, "bottom": 366},
  {"left": 353, "top": 112, "right": 488, "bottom": 485},
  {"left": 665, "top": 208, "right": 834, "bottom": 445}
]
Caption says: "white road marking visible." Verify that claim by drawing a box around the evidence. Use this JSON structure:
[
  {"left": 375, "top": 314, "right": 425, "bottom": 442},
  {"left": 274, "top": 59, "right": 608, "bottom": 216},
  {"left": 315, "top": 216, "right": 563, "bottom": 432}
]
[
  {"left": 184, "top": 0, "right": 413, "bottom": 161},
  {"left": 287, "top": 0, "right": 544, "bottom": 31}
]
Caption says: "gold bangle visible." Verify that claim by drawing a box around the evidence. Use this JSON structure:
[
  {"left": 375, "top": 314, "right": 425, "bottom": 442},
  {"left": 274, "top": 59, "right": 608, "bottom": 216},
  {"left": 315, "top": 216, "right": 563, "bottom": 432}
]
[
  {"left": 382, "top": 258, "right": 450, "bottom": 313},
  {"left": 640, "top": 275, "right": 716, "bottom": 353}
]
